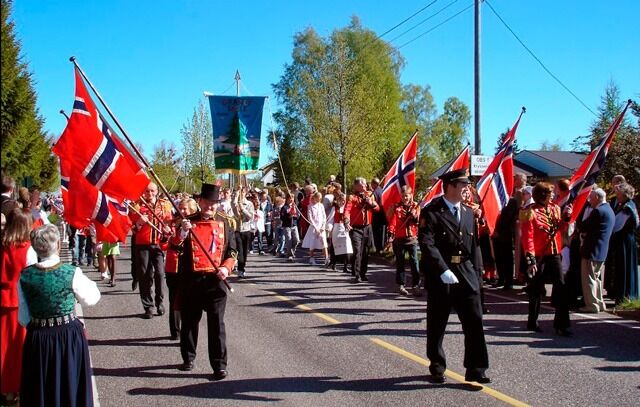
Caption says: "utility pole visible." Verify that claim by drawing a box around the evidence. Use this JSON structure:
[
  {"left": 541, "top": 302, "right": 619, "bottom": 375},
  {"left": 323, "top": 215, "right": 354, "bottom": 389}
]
[{"left": 474, "top": 0, "right": 482, "bottom": 155}]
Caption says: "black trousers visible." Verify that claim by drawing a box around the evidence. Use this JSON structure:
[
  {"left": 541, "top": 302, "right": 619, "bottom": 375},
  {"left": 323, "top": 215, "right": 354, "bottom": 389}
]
[
  {"left": 166, "top": 273, "right": 181, "bottom": 337},
  {"left": 426, "top": 282, "right": 488, "bottom": 376},
  {"left": 350, "top": 226, "right": 371, "bottom": 279},
  {"left": 237, "top": 231, "right": 253, "bottom": 272},
  {"left": 527, "top": 254, "right": 570, "bottom": 330},
  {"left": 179, "top": 274, "right": 227, "bottom": 371},
  {"left": 135, "top": 245, "right": 165, "bottom": 311},
  {"left": 492, "top": 237, "right": 514, "bottom": 287}
]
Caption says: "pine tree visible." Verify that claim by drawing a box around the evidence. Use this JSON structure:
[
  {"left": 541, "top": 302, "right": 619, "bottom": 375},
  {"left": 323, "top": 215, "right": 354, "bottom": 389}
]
[{"left": 1, "top": 0, "right": 57, "bottom": 190}]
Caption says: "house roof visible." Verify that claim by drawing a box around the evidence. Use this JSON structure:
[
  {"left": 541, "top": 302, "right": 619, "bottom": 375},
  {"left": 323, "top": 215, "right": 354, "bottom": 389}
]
[{"left": 520, "top": 150, "right": 587, "bottom": 171}]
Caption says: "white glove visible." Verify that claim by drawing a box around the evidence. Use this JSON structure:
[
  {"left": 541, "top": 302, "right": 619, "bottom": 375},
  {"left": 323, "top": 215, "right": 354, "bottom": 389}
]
[
  {"left": 216, "top": 267, "right": 229, "bottom": 281},
  {"left": 440, "top": 269, "right": 459, "bottom": 284}
]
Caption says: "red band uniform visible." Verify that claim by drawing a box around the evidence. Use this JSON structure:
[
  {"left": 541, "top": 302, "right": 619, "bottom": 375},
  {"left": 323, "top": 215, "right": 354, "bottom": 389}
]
[
  {"left": 387, "top": 201, "right": 421, "bottom": 289},
  {"left": 520, "top": 200, "right": 570, "bottom": 332},
  {"left": 344, "top": 188, "right": 379, "bottom": 282},
  {"left": 129, "top": 198, "right": 173, "bottom": 316},
  {"left": 177, "top": 184, "right": 237, "bottom": 374}
]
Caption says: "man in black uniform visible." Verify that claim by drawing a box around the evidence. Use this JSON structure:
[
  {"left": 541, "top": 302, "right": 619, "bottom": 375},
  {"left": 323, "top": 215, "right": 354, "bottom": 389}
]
[
  {"left": 419, "top": 169, "right": 490, "bottom": 384},
  {"left": 175, "top": 184, "right": 237, "bottom": 380}
]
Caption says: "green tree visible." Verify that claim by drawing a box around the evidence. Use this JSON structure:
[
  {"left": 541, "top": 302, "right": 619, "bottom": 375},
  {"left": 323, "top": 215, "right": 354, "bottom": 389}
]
[
  {"left": 494, "top": 127, "right": 521, "bottom": 155},
  {"left": 273, "top": 17, "right": 406, "bottom": 190},
  {"left": 150, "top": 140, "right": 182, "bottom": 193},
  {"left": 181, "top": 100, "right": 215, "bottom": 191},
  {"left": 1, "top": 0, "right": 57, "bottom": 191},
  {"left": 538, "top": 139, "right": 563, "bottom": 151}
]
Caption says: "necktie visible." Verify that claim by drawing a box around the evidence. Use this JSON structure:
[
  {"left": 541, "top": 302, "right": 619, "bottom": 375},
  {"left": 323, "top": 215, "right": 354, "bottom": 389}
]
[{"left": 453, "top": 206, "right": 460, "bottom": 223}]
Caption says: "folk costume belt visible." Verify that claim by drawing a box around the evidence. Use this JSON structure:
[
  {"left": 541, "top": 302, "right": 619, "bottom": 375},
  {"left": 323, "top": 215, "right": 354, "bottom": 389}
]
[{"left": 30, "top": 312, "right": 76, "bottom": 328}]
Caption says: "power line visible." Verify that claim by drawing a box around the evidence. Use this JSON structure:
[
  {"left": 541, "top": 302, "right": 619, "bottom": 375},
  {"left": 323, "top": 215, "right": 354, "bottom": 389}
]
[
  {"left": 388, "top": 0, "right": 460, "bottom": 43},
  {"left": 397, "top": 3, "right": 474, "bottom": 49},
  {"left": 377, "top": 0, "right": 440, "bottom": 40},
  {"left": 484, "top": 0, "right": 597, "bottom": 117}
]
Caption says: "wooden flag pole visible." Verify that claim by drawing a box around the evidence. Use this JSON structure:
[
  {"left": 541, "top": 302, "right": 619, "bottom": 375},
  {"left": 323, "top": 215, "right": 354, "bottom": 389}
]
[{"left": 70, "top": 57, "right": 233, "bottom": 292}]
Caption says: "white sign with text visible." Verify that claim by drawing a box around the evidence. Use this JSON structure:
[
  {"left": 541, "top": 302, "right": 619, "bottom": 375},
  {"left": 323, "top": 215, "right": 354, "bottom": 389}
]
[{"left": 471, "top": 155, "right": 493, "bottom": 176}]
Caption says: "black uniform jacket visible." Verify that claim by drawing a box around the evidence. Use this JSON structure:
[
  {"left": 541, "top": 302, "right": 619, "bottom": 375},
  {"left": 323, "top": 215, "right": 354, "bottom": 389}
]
[{"left": 419, "top": 196, "right": 482, "bottom": 294}]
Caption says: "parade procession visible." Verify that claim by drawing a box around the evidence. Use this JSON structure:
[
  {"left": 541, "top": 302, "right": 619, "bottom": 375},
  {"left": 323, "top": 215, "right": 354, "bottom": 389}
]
[{"left": 2, "top": 1, "right": 640, "bottom": 406}]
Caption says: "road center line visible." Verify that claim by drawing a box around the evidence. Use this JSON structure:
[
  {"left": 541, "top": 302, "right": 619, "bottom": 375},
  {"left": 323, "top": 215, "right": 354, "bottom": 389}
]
[{"left": 264, "top": 289, "right": 530, "bottom": 407}]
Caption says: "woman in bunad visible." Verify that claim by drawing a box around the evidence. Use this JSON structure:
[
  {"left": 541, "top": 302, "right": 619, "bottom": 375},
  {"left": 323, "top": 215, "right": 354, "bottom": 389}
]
[
  {"left": 302, "top": 191, "right": 329, "bottom": 266},
  {"left": 18, "top": 224, "right": 100, "bottom": 407},
  {"left": 1, "top": 208, "right": 37, "bottom": 404},
  {"left": 163, "top": 197, "right": 198, "bottom": 340},
  {"left": 330, "top": 191, "right": 353, "bottom": 273},
  {"left": 609, "top": 183, "right": 639, "bottom": 303}
]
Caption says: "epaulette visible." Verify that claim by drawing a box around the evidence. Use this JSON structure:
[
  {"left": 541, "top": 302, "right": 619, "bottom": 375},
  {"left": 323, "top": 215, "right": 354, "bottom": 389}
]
[{"left": 519, "top": 206, "right": 534, "bottom": 221}]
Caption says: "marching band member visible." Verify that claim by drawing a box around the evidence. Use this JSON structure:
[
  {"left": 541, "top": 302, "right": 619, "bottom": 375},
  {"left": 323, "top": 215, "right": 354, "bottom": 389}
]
[
  {"left": 344, "top": 177, "right": 379, "bottom": 283},
  {"left": 176, "top": 184, "right": 237, "bottom": 381},
  {"left": 520, "top": 182, "right": 573, "bottom": 336},
  {"left": 129, "top": 182, "right": 173, "bottom": 319},
  {"left": 387, "top": 185, "right": 420, "bottom": 296}
]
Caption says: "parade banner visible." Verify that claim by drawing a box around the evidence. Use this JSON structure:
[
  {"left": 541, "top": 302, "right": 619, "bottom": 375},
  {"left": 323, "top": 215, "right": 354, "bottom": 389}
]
[{"left": 207, "top": 96, "right": 266, "bottom": 174}]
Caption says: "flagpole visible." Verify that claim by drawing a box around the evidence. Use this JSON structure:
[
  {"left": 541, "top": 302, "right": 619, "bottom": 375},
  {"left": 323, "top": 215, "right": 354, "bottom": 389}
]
[
  {"left": 478, "top": 106, "right": 526, "bottom": 205},
  {"left": 70, "top": 57, "right": 234, "bottom": 292},
  {"left": 126, "top": 202, "right": 163, "bottom": 234}
]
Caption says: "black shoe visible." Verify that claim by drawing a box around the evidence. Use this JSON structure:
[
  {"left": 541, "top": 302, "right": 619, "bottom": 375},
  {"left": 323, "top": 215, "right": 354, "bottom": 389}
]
[
  {"left": 157, "top": 304, "right": 165, "bottom": 316},
  {"left": 352, "top": 277, "right": 361, "bottom": 284},
  {"left": 179, "top": 361, "right": 194, "bottom": 371},
  {"left": 131, "top": 280, "right": 138, "bottom": 291},
  {"left": 361, "top": 276, "right": 369, "bottom": 282},
  {"left": 430, "top": 373, "right": 446, "bottom": 384},
  {"left": 555, "top": 328, "right": 573, "bottom": 337},
  {"left": 143, "top": 309, "right": 154, "bottom": 319},
  {"left": 465, "top": 373, "right": 491, "bottom": 384},
  {"left": 527, "top": 324, "right": 543, "bottom": 333},
  {"left": 212, "top": 369, "right": 228, "bottom": 381}
]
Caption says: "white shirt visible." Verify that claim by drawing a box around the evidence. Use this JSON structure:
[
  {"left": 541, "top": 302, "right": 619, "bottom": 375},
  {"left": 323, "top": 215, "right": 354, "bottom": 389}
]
[
  {"left": 18, "top": 254, "right": 101, "bottom": 326},
  {"left": 442, "top": 197, "right": 461, "bottom": 222}
]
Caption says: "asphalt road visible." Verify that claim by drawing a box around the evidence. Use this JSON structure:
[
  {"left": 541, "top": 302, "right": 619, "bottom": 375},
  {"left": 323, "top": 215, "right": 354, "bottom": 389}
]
[{"left": 70, "top": 245, "right": 640, "bottom": 407}]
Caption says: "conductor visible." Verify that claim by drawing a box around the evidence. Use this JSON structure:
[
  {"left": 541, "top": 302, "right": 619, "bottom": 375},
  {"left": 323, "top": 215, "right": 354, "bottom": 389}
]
[{"left": 419, "top": 169, "right": 490, "bottom": 384}]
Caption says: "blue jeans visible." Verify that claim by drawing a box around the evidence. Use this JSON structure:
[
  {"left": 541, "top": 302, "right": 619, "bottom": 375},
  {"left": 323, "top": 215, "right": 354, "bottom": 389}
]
[
  {"left": 393, "top": 239, "right": 420, "bottom": 286},
  {"left": 284, "top": 227, "right": 300, "bottom": 258},
  {"left": 274, "top": 226, "right": 285, "bottom": 254}
]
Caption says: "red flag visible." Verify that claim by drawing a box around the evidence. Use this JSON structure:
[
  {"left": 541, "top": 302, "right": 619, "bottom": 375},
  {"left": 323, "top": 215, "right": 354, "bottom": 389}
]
[
  {"left": 419, "top": 145, "right": 470, "bottom": 208},
  {"left": 563, "top": 100, "right": 632, "bottom": 223},
  {"left": 477, "top": 109, "right": 525, "bottom": 235},
  {"left": 52, "top": 67, "right": 149, "bottom": 202},
  {"left": 380, "top": 132, "right": 418, "bottom": 221},
  {"left": 59, "top": 157, "right": 90, "bottom": 229}
]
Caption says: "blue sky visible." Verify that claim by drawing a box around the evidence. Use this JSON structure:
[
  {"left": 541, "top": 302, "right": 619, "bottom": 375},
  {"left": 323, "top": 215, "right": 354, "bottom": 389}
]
[{"left": 13, "top": 0, "right": 639, "bottom": 170}]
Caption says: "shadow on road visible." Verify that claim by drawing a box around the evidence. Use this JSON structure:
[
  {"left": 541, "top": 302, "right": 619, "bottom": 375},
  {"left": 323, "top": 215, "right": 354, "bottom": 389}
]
[{"left": 127, "top": 375, "right": 480, "bottom": 401}]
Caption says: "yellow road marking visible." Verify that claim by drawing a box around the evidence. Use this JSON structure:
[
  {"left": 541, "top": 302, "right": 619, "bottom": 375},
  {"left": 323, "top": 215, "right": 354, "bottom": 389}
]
[
  {"left": 268, "top": 291, "right": 530, "bottom": 407},
  {"left": 370, "top": 338, "right": 530, "bottom": 407}
]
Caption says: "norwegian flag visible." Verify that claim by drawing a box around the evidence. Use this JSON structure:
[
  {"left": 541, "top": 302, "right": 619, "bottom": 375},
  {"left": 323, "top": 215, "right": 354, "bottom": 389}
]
[
  {"left": 59, "top": 157, "right": 90, "bottom": 229},
  {"left": 52, "top": 67, "right": 149, "bottom": 202},
  {"left": 67, "top": 174, "right": 132, "bottom": 243},
  {"left": 380, "top": 132, "right": 418, "bottom": 221},
  {"left": 563, "top": 100, "right": 632, "bottom": 223},
  {"left": 477, "top": 108, "right": 526, "bottom": 235},
  {"left": 419, "top": 145, "right": 471, "bottom": 208}
]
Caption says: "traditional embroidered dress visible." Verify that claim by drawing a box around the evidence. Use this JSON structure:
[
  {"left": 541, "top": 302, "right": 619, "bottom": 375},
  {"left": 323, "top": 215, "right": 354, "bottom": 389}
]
[{"left": 18, "top": 256, "right": 100, "bottom": 407}]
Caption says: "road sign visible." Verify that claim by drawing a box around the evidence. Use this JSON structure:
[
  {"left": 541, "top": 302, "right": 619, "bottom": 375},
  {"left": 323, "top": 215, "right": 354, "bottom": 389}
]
[{"left": 470, "top": 155, "right": 492, "bottom": 176}]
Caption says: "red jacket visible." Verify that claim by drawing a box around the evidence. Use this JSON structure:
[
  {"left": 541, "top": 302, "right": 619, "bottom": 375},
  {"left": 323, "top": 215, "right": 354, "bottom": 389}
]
[
  {"left": 520, "top": 202, "right": 568, "bottom": 258},
  {"left": 1, "top": 242, "right": 32, "bottom": 308},
  {"left": 129, "top": 198, "right": 173, "bottom": 246},
  {"left": 344, "top": 191, "right": 379, "bottom": 227},
  {"left": 387, "top": 201, "right": 419, "bottom": 240}
]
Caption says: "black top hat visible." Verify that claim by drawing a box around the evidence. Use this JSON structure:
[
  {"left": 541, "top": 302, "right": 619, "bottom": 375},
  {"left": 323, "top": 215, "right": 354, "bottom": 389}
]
[
  {"left": 199, "top": 183, "right": 221, "bottom": 202},
  {"left": 439, "top": 168, "right": 471, "bottom": 184}
]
